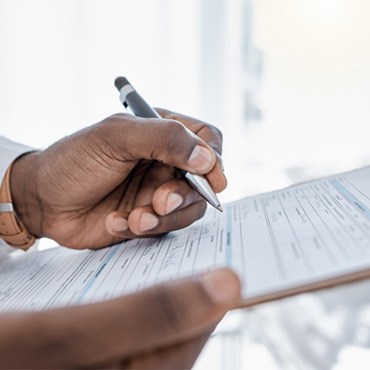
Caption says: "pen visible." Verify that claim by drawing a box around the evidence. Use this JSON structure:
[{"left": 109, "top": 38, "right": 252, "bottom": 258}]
[{"left": 114, "top": 76, "right": 223, "bottom": 212}]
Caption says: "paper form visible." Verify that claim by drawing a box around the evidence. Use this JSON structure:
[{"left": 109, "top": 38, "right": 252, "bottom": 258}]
[{"left": 2, "top": 166, "right": 370, "bottom": 311}]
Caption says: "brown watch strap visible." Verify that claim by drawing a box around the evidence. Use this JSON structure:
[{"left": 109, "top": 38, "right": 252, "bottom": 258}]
[{"left": 0, "top": 162, "right": 36, "bottom": 250}]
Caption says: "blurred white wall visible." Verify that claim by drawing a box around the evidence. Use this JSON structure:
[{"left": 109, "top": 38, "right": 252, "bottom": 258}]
[
  {"left": 0, "top": 0, "right": 204, "bottom": 146},
  {"left": 0, "top": 0, "right": 246, "bottom": 202},
  {"left": 1, "top": 0, "right": 370, "bottom": 204}
]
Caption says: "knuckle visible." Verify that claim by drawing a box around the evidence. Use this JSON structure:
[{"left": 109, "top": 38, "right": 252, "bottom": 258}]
[
  {"left": 165, "top": 119, "right": 187, "bottom": 138},
  {"left": 98, "top": 114, "right": 139, "bottom": 155},
  {"left": 98, "top": 114, "right": 129, "bottom": 137},
  {"left": 211, "top": 125, "right": 223, "bottom": 142},
  {"left": 155, "top": 108, "right": 174, "bottom": 120},
  {"left": 208, "top": 125, "right": 223, "bottom": 153},
  {"left": 156, "top": 120, "right": 192, "bottom": 161},
  {"left": 100, "top": 113, "right": 137, "bottom": 135},
  {"left": 197, "top": 124, "right": 223, "bottom": 155},
  {"left": 202, "top": 122, "right": 222, "bottom": 139},
  {"left": 107, "top": 112, "right": 132, "bottom": 122}
]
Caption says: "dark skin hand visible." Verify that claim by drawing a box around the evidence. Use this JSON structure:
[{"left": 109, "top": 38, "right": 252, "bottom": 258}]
[
  {"left": 10, "top": 109, "right": 227, "bottom": 249},
  {"left": 2, "top": 109, "right": 236, "bottom": 369},
  {"left": 0, "top": 269, "right": 241, "bottom": 369}
]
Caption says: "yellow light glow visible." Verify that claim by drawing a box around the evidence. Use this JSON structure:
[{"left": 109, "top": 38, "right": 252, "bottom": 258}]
[{"left": 254, "top": 0, "right": 370, "bottom": 73}]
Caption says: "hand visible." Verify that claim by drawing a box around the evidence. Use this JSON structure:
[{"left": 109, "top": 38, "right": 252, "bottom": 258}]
[
  {"left": 10, "top": 109, "right": 226, "bottom": 249},
  {"left": 0, "top": 269, "right": 240, "bottom": 369}
]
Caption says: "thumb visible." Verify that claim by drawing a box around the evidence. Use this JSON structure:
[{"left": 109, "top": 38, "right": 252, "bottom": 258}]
[
  {"left": 23, "top": 269, "right": 240, "bottom": 368},
  {"left": 103, "top": 113, "right": 217, "bottom": 175}
]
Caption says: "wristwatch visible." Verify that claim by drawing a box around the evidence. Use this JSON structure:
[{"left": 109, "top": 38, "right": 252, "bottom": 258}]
[{"left": 0, "top": 162, "right": 36, "bottom": 250}]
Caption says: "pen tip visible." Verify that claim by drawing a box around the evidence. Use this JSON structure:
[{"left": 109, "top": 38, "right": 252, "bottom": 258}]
[{"left": 217, "top": 205, "right": 223, "bottom": 212}]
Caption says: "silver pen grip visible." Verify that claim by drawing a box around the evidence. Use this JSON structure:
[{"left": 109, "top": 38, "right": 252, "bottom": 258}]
[{"left": 183, "top": 172, "right": 222, "bottom": 211}]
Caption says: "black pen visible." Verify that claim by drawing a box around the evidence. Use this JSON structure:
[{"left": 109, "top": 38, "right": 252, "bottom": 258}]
[{"left": 114, "top": 76, "right": 223, "bottom": 212}]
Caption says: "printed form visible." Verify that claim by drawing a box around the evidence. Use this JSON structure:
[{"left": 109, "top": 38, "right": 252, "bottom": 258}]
[{"left": 1, "top": 166, "right": 370, "bottom": 311}]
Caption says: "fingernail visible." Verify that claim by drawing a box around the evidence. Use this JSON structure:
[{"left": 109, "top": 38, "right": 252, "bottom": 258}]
[
  {"left": 113, "top": 217, "right": 128, "bottom": 233},
  {"left": 188, "top": 145, "right": 214, "bottom": 173},
  {"left": 140, "top": 213, "right": 159, "bottom": 232},
  {"left": 165, "top": 193, "right": 183, "bottom": 214},
  {"left": 201, "top": 269, "right": 240, "bottom": 305}
]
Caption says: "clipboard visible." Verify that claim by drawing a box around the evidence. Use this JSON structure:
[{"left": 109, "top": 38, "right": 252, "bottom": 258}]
[{"left": 1, "top": 165, "right": 370, "bottom": 311}]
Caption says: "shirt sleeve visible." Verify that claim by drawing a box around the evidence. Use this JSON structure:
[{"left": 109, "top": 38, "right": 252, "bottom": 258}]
[
  {"left": 0, "top": 136, "right": 35, "bottom": 183},
  {"left": 0, "top": 136, "right": 35, "bottom": 253}
]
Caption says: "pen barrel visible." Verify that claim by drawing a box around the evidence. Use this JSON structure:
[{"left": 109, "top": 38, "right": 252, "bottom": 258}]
[
  {"left": 183, "top": 172, "right": 220, "bottom": 209},
  {"left": 125, "top": 91, "right": 161, "bottom": 119},
  {"left": 115, "top": 76, "right": 222, "bottom": 211}
]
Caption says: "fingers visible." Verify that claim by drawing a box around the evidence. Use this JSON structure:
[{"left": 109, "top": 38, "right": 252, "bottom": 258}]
[
  {"left": 204, "top": 155, "right": 227, "bottom": 193},
  {"left": 105, "top": 173, "right": 225, "bottom": 240},
  {"left": 103, "top": 113, "right": 217, "bottom": 175},
  {"left": 155, "top": 108, "right": 224, "bottom": 155},
  {"left": 154, "top": 108, "right": 227, "bottom": 191},
  {"left": 128, "top": 201, "right": 207, "bottom": 235},
  {"left": 151, "top": 175, "right": 227, "bottom": 216},
  {"left": 152, "top": 179, "right": 203, "bottom": 216},
  {"left": 105, "top": 200, "right": 207, "bottom": 238},
  {"left": 34, "top": 269, "right": 240, "bottom": 368}
]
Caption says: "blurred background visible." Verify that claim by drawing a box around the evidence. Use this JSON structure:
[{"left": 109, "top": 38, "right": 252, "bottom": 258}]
[{"left": 1, "top": 0, "right": 370, "bottom": 368}]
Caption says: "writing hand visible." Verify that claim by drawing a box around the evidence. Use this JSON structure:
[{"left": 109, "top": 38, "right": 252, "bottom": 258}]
[{"left": 10, "top": 109, "right": 226, "bottom": 249}]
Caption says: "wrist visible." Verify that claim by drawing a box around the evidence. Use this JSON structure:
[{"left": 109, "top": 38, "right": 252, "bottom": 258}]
[{"left": 10, "top": 151, "right": 43, "bottom": 238}]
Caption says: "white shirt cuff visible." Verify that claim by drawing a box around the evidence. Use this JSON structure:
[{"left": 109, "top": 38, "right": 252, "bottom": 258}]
[
  {"left": 0, "top": 136, "right": 35, "bottom": 184},
  {"left": 0, "top": 136, "right": 36, "bottom": 253}
]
